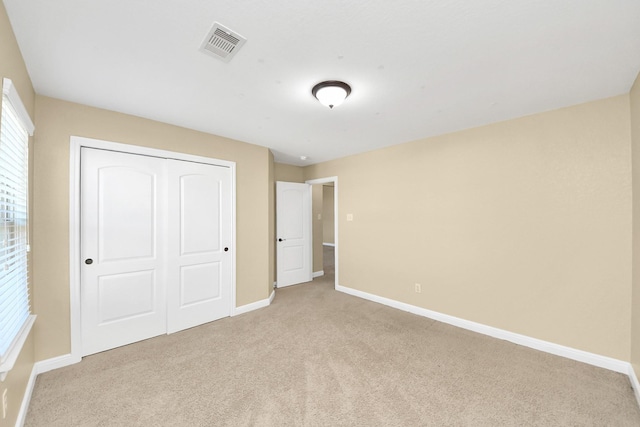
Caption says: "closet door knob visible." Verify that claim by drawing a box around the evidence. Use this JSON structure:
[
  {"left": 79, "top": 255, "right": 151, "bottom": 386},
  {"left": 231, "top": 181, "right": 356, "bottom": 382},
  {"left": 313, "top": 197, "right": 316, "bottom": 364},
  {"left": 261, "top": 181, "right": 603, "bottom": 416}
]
[
  {"left": 85, "top": 258, "right": 93, "bottom": 265},
  {"left": 224, "top": 247, "right": 229, "bottom": 252}
]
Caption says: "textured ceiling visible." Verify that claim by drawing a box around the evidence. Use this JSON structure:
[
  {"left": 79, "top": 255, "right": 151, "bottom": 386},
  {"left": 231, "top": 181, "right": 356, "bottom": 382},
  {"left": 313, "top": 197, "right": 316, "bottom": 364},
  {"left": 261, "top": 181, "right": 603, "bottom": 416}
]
[{"left": 4, "top": 0, "right": 640, "bottom": 165}]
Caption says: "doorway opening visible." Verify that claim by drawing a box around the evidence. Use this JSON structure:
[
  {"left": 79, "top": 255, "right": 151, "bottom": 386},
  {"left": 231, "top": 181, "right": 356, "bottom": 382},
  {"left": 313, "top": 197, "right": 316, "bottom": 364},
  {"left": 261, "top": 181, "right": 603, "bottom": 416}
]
[{"left": 306, "top": 177, "right": 338, "bottom": 288}]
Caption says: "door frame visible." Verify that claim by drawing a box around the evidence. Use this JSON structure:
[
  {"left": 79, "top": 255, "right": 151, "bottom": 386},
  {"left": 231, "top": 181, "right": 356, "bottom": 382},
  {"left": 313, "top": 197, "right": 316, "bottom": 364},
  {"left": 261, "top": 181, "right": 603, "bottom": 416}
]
[
  {"left": 305, "top": 176, "right": 338, "bottom": 288},
  {"left": 69, "top": 136, "right": 237, "bottom": 360}
]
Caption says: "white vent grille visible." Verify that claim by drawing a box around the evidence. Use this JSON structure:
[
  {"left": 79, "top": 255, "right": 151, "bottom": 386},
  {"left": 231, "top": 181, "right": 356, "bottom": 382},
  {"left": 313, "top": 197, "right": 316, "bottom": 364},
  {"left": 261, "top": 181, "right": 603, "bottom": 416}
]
[{"left": 199, "top": 22, "right": 246, "bottom": 63}]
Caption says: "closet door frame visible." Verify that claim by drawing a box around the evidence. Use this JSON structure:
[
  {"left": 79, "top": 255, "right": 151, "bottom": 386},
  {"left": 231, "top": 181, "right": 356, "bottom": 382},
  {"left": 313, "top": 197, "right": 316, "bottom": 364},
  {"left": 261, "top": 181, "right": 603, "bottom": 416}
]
[{"left": 69, "top": 136, "right": 236, "bottom": 362}]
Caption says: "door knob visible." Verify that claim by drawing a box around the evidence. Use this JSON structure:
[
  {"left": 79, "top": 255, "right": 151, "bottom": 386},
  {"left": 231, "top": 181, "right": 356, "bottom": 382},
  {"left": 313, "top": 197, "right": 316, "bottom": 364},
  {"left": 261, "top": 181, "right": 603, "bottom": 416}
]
[
  {"left": 85, "top": 258, "right": 93, "bottom": 265},
  {"left": 278, "top": 238, "right": 285, "bottom": 242},
  {"left": 224, "top": 247, "right": 229, "bottom": 252}
]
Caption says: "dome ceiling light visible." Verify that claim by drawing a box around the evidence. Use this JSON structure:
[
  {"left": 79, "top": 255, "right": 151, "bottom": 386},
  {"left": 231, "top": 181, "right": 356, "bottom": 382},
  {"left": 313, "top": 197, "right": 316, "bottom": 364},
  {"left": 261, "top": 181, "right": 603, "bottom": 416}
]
[{"left": 312, "top": 81, "right": 352, "bottom": 109}]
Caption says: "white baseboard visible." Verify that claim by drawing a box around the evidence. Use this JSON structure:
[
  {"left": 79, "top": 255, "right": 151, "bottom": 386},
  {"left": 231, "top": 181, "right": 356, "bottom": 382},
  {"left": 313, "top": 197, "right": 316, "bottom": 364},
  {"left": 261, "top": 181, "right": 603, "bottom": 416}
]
[
  {"left": 335, "top": 284, "right": 629, "bottom": 374},
  {"left": 313, "top": 270, "right": 324, "bottom": 278},
  {"left": 323, "top": 243, "right": 335, "bottom": 247},
  {"left": 15, "top": 365, "right": 37, "bottom": 427},
  {"left": 233, "top": 294, "right": 272, "bottom": 316},
  {"left": 629, "top": 364, "right": 640, "bottom": 408},
  {"left": 34, "top": 353, "right": 80, "bottom": 375},
  {"left": 16, "top": 353, "right": 80, "bottom": 426},
  {"left": 269, "top": 290, "right": 275, "bottom": 304}
]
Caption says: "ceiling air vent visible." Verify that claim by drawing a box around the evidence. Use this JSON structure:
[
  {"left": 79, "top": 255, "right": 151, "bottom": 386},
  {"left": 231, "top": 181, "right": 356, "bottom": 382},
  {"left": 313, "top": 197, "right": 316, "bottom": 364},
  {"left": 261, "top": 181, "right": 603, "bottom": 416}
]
[{"left": 199, "top": 22, "right": 246, "bottom": 63}]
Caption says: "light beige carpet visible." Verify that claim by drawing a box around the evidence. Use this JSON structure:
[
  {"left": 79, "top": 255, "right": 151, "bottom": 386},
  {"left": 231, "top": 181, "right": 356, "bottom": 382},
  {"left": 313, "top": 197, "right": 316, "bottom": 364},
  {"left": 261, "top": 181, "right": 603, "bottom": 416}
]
[{"left": 26, "top": 247, "right": 640, "bottom": 426}]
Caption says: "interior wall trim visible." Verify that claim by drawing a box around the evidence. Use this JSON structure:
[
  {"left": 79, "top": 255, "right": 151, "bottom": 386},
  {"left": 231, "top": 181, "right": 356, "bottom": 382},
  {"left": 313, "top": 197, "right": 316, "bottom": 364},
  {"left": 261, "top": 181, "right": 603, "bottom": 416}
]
[
  {"left": 335, "top": 284, "right": 630, "bottom": 374},
  {"left": 16, "top": 353, "right": 80, "bottom": 426},
  {"left": 629, "top": 364, "right": 640, "bottom": 408},
  {"left": 15, "top": 365, "right": 36, "bottom": 427},
  {"left": 232, "top": 292, "right": 273, "bottom": 316},
  {"left": 34, "top": 353, "right": 80, "bottom": 375},
  {"left": 313, "top": 271, "right": 324, "bottom": 278}
]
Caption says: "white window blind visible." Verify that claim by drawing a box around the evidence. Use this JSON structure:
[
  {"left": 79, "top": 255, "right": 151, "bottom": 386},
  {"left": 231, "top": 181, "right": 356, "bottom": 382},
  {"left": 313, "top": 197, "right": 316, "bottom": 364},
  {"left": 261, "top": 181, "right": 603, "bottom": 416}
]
[{"left": 0, "top": 78, "right": 35, "bottom": 379}]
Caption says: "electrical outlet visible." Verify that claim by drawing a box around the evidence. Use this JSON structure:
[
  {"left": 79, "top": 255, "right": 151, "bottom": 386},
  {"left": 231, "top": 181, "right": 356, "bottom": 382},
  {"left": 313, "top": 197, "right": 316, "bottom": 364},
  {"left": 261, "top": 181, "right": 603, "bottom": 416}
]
[
  {"left": 415, "top": 283, "right": 422, "bottom": 294},
  {"left": 2, "top": 388, "right": 7, "bottom": 419}
]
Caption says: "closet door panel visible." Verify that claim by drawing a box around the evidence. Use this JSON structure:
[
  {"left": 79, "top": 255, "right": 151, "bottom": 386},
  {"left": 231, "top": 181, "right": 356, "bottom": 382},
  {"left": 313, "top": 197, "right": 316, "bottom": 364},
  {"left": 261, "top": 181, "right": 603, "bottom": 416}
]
[
  {"left": 166, "top": 159, "right": 232, "bottom": 333},
  {"left": 81, "top": 148, "right": 167, "bottom": 356}
]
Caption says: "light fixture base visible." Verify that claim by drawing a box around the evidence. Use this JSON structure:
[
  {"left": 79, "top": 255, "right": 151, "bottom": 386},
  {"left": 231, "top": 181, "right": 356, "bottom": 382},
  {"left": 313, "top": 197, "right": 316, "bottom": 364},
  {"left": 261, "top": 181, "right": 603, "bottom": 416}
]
[{"left": 312, "top": 81, "right": 352, "bottom": 109}]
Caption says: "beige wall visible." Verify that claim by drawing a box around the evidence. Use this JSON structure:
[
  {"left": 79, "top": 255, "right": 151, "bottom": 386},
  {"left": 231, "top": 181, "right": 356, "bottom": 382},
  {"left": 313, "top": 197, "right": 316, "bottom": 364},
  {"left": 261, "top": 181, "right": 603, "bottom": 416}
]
[
  {"left": 32, "top": 96, "right": 271, "bottom": 361},
  {"left": 323, "top": 186, "right": 335, "bottom": 244},
  {"left": 312, "top": 185, "right": 324, "bottom": 273},
  {"left": 305, "top": 95, "right": 632, "bottom": 360},
  {"left": 631, "top": 72, "right": 640, "bottom": 379},
  {"left": 1, "top": 3, "right": 37, "bottom": 426},
  {"left": 0, "top": 6, "right": 34, "bottom": 115},
  {"left": 274, "top": 162, "right": 304, "bottom": 183}
]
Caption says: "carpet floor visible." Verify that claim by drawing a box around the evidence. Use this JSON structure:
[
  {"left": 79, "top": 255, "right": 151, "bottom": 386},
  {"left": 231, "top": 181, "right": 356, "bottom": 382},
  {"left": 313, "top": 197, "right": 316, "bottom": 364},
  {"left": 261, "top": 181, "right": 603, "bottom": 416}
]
[{"left": 25, "top": 247, "right": 640, "bottom": 426}]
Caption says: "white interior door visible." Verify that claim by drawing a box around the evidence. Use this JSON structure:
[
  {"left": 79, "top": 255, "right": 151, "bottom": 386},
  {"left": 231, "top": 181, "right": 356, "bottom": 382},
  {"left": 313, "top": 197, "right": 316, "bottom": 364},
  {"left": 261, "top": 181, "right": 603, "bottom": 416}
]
[
  {"left": 276, "top": 181, "right": 312, "bottom": 287},
  {"left": 81, "top": 148, "right": 167, "bottom": 356},
  {"left": 166, "top": 159, "right": 232, "bottom": 333}
]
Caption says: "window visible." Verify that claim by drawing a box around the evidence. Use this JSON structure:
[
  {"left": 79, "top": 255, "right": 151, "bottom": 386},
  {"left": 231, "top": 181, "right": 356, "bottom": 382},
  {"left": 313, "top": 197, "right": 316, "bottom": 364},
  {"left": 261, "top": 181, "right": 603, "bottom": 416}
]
[{"left": 0, "top": 78, "right": 35, "bottom": 380}]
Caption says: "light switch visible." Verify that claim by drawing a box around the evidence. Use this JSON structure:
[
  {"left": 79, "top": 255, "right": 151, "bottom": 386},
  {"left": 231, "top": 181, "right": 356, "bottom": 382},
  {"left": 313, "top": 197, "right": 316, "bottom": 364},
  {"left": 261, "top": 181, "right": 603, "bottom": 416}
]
[{"left": 347, "top": 214, "right": 353, "bottom": 221}]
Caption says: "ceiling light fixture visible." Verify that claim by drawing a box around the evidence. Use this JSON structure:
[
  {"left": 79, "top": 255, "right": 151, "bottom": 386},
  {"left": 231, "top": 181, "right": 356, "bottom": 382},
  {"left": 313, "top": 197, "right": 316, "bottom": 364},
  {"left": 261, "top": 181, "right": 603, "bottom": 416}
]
[{"left": 312, "top": 81, "right": 351, "bottom": 109}]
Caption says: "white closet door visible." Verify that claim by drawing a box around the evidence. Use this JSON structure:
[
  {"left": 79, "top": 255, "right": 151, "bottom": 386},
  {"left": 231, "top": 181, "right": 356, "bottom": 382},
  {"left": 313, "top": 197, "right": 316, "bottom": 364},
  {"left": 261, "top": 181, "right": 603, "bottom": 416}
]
[
  {"left": 81, "top": 148, "right": 167, "bottom": 356},
  {"left": 166, "top": 159, "right": 232, "bottom": 333}
]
